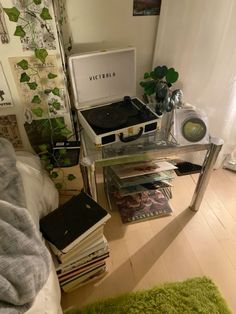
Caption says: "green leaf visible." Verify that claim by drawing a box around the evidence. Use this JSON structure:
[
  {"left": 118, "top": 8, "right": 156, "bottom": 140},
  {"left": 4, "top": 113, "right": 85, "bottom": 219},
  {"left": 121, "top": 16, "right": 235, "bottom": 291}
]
[
  {"left": 35, "top": 48, "right": 48, "bottom": 63},
  {"left": 14, "top": 25, "right": 26, "bottom": 37},
  {"left": 27, "top": 82, "right": 38, "bottom": 90},
  {"left": 165, "top": 68, "right": 179, "bottom": 84},
  {"left": 144, "top": 72, "right": 150, "bottom": 79},
  {"left": 55, "top": 182, "right": 63, "bottom": 189},
  {"left": 67, "top": 174, "right": 76, "bottom": 181},
  {"left": 33, "top": 0, "right": 42, "bottom": 4},
  {"left": 150, "top": 71, "right": 157, "bottom": 80},
  {"left": 46, "top": 163, "right": 54, "bottom": 171},
  {"left": 52, "top": 87, "right": 60, "bottom": 96},
  {"left": 17, "top": 59, "right": 28, "bottom": 70},
  {"left": 51, "top": 171, "right": 59, "bottom": 178},
  {"left": 40, "top": 7, "right": 52, "bottom": 20},
  {"left": 38, "top": 144, "right": 48, "bottom": 152},
  {"left": 40, "top": 154, "right": 49, "bottom": 161},
  {"left": 44, "top": 89, "right": 52, "bottom": 94},
  {"left": 63, "top": 158, "right": 71, "bottom": 166},
  {"left": 154, "top": 66, "right": 168, "bottom": 79},
  {"left": 59, "top": 148, "right": 67, "bottom": 156},
  {"left": 31, "top": 95, "right": 41, "bottom": 104},
  {"left": 60, "top": 127, "right": 72, "bottom": 137},
  {"left": 3, "top": 7, "right": 20, "bottom": 22},
  {"left": 32, "top": 107, "right": 43, "bottom": 117},
  {"left": 142, "top": 80, "right": 156, "bottom": 96},
  {"left": 48, "top": 72, "right": 57, "bottom": 79},
  {"left": 55, "top": 118, "right": 66, "bottom": 129},
  {"left": 52, "top": 101, "right": 61, "bottom": 110},
  {"left": 20, "top": 72, "right": 30, "bottom": 83}
]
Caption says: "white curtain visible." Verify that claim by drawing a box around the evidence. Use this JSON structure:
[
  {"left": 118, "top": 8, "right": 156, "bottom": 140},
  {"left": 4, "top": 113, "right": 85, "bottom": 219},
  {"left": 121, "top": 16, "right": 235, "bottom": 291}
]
[{"left": 153, "top": 0, "right": 236, "bottom": 161}]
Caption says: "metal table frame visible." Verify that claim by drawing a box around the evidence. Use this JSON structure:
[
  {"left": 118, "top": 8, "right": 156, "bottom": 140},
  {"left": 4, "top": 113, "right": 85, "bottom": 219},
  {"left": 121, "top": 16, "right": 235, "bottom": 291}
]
[{"left": 80, "top": 131, "right": 223, "bottom": 212}]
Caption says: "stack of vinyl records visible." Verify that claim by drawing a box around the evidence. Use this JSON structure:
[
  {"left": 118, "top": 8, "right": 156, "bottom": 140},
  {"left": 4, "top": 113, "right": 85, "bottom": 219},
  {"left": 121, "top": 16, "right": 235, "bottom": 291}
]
[
  {"left": 40, "top": 191, "right": 111, "bottom": 293},
  {"left": 107, "top": 160, "right": 176, "bottom": 223}
]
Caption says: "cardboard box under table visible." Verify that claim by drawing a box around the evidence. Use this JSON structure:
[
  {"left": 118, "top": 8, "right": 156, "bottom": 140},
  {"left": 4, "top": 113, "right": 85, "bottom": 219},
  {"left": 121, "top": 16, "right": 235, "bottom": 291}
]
[{"left": 68, "top": 48, "right": 161, "bottom": 146}]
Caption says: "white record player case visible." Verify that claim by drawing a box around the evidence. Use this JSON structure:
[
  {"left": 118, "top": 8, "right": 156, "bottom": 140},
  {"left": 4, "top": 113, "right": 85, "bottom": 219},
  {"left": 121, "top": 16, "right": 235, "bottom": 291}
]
[{"left": 68, "top": 48, "right": 160, "bottom": 146}]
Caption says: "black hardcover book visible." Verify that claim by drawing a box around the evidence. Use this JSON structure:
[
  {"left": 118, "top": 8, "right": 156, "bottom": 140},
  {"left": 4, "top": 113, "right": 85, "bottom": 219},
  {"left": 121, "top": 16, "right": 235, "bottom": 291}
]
[{"left": 40, "top": 192, "right": 111, "bottom": 253}]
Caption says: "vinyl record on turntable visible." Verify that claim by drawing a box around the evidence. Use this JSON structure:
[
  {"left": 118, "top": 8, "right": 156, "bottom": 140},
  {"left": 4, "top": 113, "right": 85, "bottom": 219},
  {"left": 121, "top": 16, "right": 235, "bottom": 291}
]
[
  {"left": 174, "top": 108, "right": 209, "bottom": 145},
  {"left": 86, "top": 106, "right": 127, "bottom": 129}
]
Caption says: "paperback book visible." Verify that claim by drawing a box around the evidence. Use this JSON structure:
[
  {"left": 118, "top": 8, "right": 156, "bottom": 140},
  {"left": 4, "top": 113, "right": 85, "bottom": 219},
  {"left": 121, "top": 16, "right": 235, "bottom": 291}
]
[
  {"left": 40, "top": 191, "right": 111, "bottom": 253},
  {"left": 114, "top": 189, "right": 172, "bottom": 224}
]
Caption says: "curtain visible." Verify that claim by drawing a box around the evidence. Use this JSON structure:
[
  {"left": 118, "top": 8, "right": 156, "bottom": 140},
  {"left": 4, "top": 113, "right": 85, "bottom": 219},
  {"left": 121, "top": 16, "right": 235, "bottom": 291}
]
[{"left": 153, "top": 0, "right": 236, "bottom": 162}]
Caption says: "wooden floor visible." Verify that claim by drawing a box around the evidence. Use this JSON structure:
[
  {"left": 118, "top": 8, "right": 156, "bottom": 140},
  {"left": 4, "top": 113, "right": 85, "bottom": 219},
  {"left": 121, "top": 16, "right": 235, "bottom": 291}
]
[{"left": 61, "top": 168, "right": 236, "bottom": 312}]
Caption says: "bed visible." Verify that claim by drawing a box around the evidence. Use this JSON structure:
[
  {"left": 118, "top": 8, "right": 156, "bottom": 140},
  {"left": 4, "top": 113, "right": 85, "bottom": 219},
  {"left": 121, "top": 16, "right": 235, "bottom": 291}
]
[{"left": 0, "top": 138, "right": 63, "bottom": 314}]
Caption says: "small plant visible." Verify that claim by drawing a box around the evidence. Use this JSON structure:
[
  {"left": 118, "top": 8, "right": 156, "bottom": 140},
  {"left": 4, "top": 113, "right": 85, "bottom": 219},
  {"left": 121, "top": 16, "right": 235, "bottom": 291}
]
[
  {"left": 140, "top": 65, "right": 183, "bottom": 115},
  {"left": 38, "top": 143, "right": 77, "bottom": 189}
]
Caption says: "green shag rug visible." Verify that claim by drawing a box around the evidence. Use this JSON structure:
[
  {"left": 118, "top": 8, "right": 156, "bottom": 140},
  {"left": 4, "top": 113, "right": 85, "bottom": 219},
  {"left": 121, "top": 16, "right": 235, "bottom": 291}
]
[{"left": 64, "top": 277, "right": 232, "bottom": 314}]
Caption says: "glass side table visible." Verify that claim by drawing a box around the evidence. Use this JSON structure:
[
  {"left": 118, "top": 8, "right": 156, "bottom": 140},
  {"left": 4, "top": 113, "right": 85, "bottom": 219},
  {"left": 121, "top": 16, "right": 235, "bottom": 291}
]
[{"left": 79, "top": 130, "right": 223, "bottom": 212}]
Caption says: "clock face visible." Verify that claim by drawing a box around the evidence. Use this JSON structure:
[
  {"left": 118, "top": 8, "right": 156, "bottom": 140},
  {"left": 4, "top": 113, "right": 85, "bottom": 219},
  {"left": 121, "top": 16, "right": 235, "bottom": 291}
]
[{"left": 182, "top": 117, "right": 207, "bottom": 142}]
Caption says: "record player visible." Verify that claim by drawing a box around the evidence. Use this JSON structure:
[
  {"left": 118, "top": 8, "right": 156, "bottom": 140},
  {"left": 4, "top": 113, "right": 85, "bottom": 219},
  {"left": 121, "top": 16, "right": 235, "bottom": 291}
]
[{"left": 68, "top": 48, "right": 161, "bottom": 146}]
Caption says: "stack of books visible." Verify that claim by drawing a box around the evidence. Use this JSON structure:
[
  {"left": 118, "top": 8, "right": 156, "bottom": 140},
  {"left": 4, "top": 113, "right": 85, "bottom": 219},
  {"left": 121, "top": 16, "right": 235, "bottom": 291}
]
[
  {"left": 107, "top": 160, "right": 176, "bottom": 223},
  {"left": 40, "top": 191, "right": 111, "bottom": 292}
]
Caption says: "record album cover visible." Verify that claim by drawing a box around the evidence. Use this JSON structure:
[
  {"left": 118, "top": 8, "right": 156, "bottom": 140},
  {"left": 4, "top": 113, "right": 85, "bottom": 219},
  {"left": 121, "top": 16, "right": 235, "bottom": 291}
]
[{"left": 114, "top": 190, "right": 172, "bottom": 224}]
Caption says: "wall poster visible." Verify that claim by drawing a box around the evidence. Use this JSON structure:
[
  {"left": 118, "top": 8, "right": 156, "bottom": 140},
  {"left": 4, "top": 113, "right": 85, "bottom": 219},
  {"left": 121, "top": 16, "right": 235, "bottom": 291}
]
[
  {"left": 13, "top": 0, "right": 56, "bottom": 51},
  {"left": 0, "top": 114, "right": 23, "bottom": 149},
  {"left": 0, "top": 2, "right": 9, "bottom": 44},
  {"left": 0, "top": 63, "right": 13, "bottom": 109},
  {"left": 9, "top": 55, "right": 67, "bottom": 121},
  {"left": 133, "top": 0, "right": 162, "bottom": 16}
]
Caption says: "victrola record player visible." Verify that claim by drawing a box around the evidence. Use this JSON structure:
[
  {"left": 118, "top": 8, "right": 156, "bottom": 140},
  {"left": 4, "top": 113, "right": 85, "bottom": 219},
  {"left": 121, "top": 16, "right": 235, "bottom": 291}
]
[{"left": 68, "top": 48, "right": 160, "bottom": 146}]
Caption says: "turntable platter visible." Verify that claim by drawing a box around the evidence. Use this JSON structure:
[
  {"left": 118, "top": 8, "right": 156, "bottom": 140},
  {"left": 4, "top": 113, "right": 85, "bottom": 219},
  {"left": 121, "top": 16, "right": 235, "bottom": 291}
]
[{"left": 86, "top": 106, "right": 128, "bottom": 130}]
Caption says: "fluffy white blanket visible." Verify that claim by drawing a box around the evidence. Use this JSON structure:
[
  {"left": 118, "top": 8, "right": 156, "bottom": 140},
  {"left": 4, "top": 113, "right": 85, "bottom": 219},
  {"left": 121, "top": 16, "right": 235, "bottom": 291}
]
[{"left": 0, "top": 138, "right": 51, "bottom": 314}]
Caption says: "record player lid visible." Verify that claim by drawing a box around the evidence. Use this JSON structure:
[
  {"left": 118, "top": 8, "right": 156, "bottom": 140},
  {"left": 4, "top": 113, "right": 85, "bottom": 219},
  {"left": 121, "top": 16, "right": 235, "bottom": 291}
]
[{"left": 68, "top": 48, "right": 136, "bottom": 110}]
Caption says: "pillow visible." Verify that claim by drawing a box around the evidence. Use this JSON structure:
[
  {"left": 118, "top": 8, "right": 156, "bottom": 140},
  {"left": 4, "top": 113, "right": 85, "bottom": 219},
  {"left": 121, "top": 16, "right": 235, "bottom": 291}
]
[{"left": 16, "top": 151, "right": 59, "bottom": 229}]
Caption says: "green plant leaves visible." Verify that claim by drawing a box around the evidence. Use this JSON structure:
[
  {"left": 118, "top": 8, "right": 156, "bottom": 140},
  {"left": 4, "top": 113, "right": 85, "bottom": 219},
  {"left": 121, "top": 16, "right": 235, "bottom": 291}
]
[
  {"left": 32, "top": 107, "right": 43, "bottom": 117},
  {"left": 3, "top": 7, "right": 20, "bottom": 22},
  {"left": 46, "top": 163, "right": 54, "bottom": 171},
  {"left": 17, "top": 59, "right": 28, "bottom": 70},
  {"left": 35, "top": 48, "right": 48, "bottom": 63},
  {"left": 44, "top": 89, "right": 52, "bottom": 94},
  {"left": 143, "top": 72, "right": 150, "bottom": 79},
  {"left": 14, "top": 25, "right": 26, "bottom": 37},
  {"left": 67, "top": 174, "right": 76, "bottom": 181},
  {"left": 63, "top": 158, "right": 71, "bottom": 166},
  {"left": 51, "top": 171, "right": 59, "bottom": 178},
  {"left": 40, "top": 154, "right": 49, "bottom": 161},
  {"left": 52, "top": 87, "right": 60, "bottom": 96},
  {"left": 51, "top": 101, "right": 61, "bottom": 110},
  {"left": 33, "top": 0, "right": 42, "bottom": 4},
  {"left": 31, "top": 95, "right": 41, "bottom": 104},
  {"left": 27, "top": 82, "right": 38, "bottom": 90},
  {"left": 40, "top": 7, "right": 52, "bottom": 20},
  {"left": 154, "top": 66, "right": 168, "bottom": 79},
  {"left": 60, "top": 128, "right": 72, "bottom": 137},
  {"left": 20, "top": 72, "right": 30, "bottom": 82},
  {"left": 165, "top": 68, "right": 179, "bottom": 84},
  {"left": 55, "top": 182, "right": 62, "bottom": 189},
  {"left": 59, "top": 148, "right": 67, "bottom": 156},
  {"left": 48, "top": 72, "right": 57, "bottom": 79},
  {"left": 38, "top": 144, "right": 48, "bottom": 152},
  {"left": 140, "top": 80, "right": 156, "bottom": 96}
]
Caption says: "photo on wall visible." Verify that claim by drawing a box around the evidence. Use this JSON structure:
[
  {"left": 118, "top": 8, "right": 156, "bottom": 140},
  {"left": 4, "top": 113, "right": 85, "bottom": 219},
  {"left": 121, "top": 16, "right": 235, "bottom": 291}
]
[{"left": 133, "top": 0, "right": 162, "bottom": 16}]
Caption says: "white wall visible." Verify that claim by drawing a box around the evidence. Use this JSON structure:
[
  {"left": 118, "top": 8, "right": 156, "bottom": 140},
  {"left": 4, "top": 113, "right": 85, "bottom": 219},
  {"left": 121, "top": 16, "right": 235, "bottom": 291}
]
[{"left": 66, "top": 0, "right": 160, "bottom": 96}]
